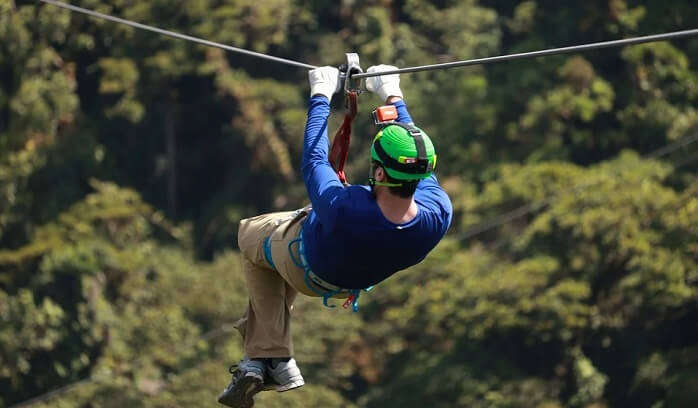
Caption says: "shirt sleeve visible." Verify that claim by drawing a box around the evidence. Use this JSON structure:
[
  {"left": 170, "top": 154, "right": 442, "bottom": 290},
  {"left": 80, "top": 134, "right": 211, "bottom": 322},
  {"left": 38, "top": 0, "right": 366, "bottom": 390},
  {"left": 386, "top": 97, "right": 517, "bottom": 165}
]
[
  {"left": 301, "top": 95, "right": 347, "bottom": 230},
  {"left": 416, "top": 174, "right": 446, "bottom": 194},
  {"left": 391, "top": 99, "right": 414, "bottom": 124},
  {"left": 415, "top": 175, "right": 453, "bottom": 232}
]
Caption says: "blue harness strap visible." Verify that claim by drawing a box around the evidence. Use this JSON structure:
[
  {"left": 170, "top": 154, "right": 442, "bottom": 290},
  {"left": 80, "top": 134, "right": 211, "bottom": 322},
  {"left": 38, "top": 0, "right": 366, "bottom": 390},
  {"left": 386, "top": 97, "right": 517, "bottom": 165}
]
[
  {"left": 263, "top": 236, "right": 276, "bottom": 270},
  {"left": 261, "top": 213, "right": 373, "bottom": 312},
  {"left": 287, "top": 227, "right": 372, "bottom": 312}
]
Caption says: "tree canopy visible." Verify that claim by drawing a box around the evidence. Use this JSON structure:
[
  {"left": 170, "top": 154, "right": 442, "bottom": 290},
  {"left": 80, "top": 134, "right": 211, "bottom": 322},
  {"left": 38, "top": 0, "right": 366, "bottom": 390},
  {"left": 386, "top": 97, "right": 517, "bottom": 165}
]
[{"left": 1, "top": 0, "right": 697, "bottom": 407}]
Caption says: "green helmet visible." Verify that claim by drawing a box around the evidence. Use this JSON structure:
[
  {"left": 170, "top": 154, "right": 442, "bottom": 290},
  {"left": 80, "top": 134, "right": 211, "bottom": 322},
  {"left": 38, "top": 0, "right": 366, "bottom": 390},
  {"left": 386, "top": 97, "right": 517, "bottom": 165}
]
[{"left": 370, "top": 123, "right": 437, "bottom": 181}]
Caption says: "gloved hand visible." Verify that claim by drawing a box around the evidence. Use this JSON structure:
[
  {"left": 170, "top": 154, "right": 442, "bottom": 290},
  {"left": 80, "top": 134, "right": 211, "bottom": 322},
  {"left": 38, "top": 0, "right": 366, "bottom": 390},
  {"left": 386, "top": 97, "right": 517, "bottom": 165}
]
[
  {"left": 365, "top": 65, "right": 403, "bottom": 101},
  {"left": 308, "top": 66, "right": 340, "bottom": 101}
]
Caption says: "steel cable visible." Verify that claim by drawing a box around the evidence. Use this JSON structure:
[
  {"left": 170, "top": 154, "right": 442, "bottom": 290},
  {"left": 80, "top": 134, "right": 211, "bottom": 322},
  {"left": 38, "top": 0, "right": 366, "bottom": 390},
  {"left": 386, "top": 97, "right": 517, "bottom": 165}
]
[
  {"left": 38, "top": 0, "right": 317, "bottom": 70},
  {"left": 38, "top": 1, "right": 698, "bottom": 79},
  {"left": 354, "top": 28, "right": 698, "bottom": 79}
]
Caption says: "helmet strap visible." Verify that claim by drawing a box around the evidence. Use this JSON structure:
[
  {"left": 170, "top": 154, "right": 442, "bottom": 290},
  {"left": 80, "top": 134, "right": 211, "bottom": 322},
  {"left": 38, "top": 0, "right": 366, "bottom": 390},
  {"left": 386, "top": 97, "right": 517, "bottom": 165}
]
[
  {"left": 369, "top": 161, "right": 403, "bottom": 187},
  {"left": 369, "top": 178, "right": 403, "bottom": 187}
]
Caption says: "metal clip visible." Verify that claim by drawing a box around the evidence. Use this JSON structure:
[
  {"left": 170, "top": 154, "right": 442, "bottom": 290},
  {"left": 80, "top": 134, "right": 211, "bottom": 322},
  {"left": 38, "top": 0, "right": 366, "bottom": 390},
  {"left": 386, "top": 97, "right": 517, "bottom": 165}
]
[{"left": 340, "top": 53, "right": 363, "bottom": 94}]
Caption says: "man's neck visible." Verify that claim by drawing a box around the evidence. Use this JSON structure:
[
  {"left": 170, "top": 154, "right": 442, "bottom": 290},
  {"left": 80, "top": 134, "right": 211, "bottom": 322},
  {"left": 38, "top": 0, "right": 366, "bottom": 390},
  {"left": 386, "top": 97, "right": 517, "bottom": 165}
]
[{"left": 374, "top": 187, "right": 418, "bottom": 224}]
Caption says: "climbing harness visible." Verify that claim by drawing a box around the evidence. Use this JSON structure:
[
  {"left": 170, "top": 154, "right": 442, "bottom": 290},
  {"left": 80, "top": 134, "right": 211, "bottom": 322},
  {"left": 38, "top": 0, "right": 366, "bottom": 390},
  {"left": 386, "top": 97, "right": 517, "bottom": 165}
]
[
  {"left": 329, "top": 53, "right": 363, "bottom": 184},
  {"left": 259, "top": 207, "right": 373, "bottom": 312},
  {"left": 287, "top": 226, "right": 373, "bottom": 312}
]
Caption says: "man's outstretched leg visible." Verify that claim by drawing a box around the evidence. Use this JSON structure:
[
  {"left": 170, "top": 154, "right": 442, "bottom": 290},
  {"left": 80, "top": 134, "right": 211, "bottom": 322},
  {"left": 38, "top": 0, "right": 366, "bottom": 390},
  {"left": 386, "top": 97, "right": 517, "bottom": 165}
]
[{"left": 218, "top": 212, "right": 305, "bottom": 407}]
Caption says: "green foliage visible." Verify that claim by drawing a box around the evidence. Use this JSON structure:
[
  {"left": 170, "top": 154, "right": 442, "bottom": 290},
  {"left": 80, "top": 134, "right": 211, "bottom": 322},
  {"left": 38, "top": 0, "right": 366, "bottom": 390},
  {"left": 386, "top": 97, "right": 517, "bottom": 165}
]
[
  {"left": 0, "top": 0, "right": 78, "bottom": 150},
  {"left": 0, "top": 289, "right": 64, "bottom": 385},
  {"left": 1, "top": 0, "right": 698, "bottom": 407}
]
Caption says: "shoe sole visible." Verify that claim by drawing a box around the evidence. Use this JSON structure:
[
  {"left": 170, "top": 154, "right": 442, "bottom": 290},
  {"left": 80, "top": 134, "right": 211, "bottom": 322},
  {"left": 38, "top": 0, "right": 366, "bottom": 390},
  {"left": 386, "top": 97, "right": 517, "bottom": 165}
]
[
  {"left": 260, "top": 379, "right": 304, "bottom": 393},
  {"left": 276, "top": 379, "right": 304, "bottom": 393},
  {"left": 217, "top": 375, "right": 263, "bottom": 408}
]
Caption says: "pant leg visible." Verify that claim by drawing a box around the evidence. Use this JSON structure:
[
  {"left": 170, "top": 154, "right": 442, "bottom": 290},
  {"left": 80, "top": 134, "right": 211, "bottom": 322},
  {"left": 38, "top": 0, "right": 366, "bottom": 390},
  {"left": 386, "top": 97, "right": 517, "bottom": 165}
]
[
  {"left": 235, "top": 209, "right": 348, "bottom": 358},
  {"left": 240, "top": 256, "right": 296, "bottom": 358},
  {"left": 237, "top": 211, "right": 298, "bottom": 358},
  {"left": 232, "top": 284, "right": 297, "bottom": 343}
]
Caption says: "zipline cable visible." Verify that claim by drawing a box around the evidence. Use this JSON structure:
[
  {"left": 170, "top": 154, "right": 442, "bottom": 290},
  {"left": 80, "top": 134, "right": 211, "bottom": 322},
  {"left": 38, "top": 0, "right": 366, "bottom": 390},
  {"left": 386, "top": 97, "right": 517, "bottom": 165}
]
[
  {"left": 354, "top": 28, "right": 698, "bottom": 79},
  {"left": 38, "top": 0, "right": 317, "bottom": 70},
  {"left": 456, "top": 131, "right": 698, "bottom": 242},
  {"left": 37, "top": 0, "right": 698, "bottom": 79}
]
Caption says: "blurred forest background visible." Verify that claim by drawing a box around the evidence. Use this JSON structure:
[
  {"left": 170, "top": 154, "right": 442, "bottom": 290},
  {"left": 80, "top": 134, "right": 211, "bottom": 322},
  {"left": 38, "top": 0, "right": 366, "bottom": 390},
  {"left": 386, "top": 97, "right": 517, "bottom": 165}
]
[{"left": 2, "top": 0, "right": 698, "bottom": 407}]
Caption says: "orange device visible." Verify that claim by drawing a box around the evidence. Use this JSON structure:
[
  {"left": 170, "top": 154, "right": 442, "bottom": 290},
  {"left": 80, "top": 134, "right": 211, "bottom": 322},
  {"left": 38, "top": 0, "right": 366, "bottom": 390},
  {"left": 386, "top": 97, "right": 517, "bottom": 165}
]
[{"left": 372, "top": 105, "right": 398, "bottom": 125}]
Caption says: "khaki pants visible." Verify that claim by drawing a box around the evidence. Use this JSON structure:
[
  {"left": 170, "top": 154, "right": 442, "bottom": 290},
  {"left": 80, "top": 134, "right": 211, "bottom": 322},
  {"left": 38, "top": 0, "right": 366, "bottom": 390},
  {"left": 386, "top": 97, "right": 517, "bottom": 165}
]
[{"left": 234, "top": 208, "right": 347, "bottom": 358}]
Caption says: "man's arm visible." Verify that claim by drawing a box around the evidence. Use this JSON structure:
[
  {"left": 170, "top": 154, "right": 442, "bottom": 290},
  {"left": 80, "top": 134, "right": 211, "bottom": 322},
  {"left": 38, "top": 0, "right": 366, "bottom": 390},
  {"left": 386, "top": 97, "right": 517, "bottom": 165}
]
[
  {"left": 302, "top": 69, "right": 346, "bottom": 229},
  {"left": 386, "top": 97, "right": 414, "bottom": 125}
]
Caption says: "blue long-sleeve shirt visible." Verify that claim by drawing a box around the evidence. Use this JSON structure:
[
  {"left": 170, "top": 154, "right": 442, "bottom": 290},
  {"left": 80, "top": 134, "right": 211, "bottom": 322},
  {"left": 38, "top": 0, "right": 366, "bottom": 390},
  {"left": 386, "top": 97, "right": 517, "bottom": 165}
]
[{"left": 301, "top": 96, "right": 452, "bottom": 289}]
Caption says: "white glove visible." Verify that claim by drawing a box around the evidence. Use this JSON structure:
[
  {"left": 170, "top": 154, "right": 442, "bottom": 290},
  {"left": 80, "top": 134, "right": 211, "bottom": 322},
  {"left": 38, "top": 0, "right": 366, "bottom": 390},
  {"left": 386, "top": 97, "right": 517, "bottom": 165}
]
[
  {"left": 365, "top": 65, "right": 403, "bottom": 101},
  {"left": 308, "top": 66, "right": 340, "bottom": 100}
]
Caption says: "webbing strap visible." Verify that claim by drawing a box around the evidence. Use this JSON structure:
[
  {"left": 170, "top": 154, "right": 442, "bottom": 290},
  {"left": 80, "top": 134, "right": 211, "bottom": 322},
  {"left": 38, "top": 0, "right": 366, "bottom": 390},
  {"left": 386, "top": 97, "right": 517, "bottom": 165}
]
[
  {"left": 288, "top": 226, "right": 371, "bottom": 312},
  {"left": 263, "top": 236, "right": 276, "bottom": 270},
  {"left": 329, "top": 91, "right": 358, "bottom": 184}
]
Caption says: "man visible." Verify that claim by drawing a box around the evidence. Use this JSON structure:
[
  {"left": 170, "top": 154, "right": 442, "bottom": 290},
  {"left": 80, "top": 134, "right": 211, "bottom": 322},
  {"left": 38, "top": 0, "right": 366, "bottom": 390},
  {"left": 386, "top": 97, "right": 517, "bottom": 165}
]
[{"left": 218, "top": 65, "right": 452, "bottom": 408}]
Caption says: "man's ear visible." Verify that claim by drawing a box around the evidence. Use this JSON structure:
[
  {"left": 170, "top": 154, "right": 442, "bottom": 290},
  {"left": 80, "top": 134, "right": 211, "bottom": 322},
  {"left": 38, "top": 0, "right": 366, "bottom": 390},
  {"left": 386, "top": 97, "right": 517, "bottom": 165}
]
[{"left": 374, "top": 165, "right": 386, "bottom": 182}]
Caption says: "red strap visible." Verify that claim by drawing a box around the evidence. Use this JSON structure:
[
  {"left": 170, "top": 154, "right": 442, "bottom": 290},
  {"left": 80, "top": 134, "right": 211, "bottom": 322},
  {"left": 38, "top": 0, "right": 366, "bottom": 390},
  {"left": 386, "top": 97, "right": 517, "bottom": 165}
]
[
  {"left": 342, "top": 294, "right": 355, "bottom": 309},
  {"left": 329, "top": 92, "right": 358, "bottom": 184}
]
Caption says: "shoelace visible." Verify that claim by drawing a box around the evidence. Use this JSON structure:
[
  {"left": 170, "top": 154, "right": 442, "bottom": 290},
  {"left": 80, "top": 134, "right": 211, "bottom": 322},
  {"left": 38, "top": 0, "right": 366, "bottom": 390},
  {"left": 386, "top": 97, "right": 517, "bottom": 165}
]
[{"left": 228, "top": 360, "right": 265, "bottom": 377}]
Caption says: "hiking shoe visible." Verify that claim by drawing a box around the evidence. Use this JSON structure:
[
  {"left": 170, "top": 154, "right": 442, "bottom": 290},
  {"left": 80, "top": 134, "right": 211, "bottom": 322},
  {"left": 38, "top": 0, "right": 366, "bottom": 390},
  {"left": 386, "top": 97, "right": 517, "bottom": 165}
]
[
  {"left": 266, "top": 358, "right": 305, "bottom": 392},
  {"left": 217, "top": 358, "right": 265, "bottom": 407}
]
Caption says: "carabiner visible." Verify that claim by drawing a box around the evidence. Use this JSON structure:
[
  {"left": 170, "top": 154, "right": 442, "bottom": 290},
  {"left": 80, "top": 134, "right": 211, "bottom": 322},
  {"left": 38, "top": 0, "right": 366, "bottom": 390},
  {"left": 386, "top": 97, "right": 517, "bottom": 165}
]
[{"left": 340, "top": 53, "right": 363, "bottom": 94}]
